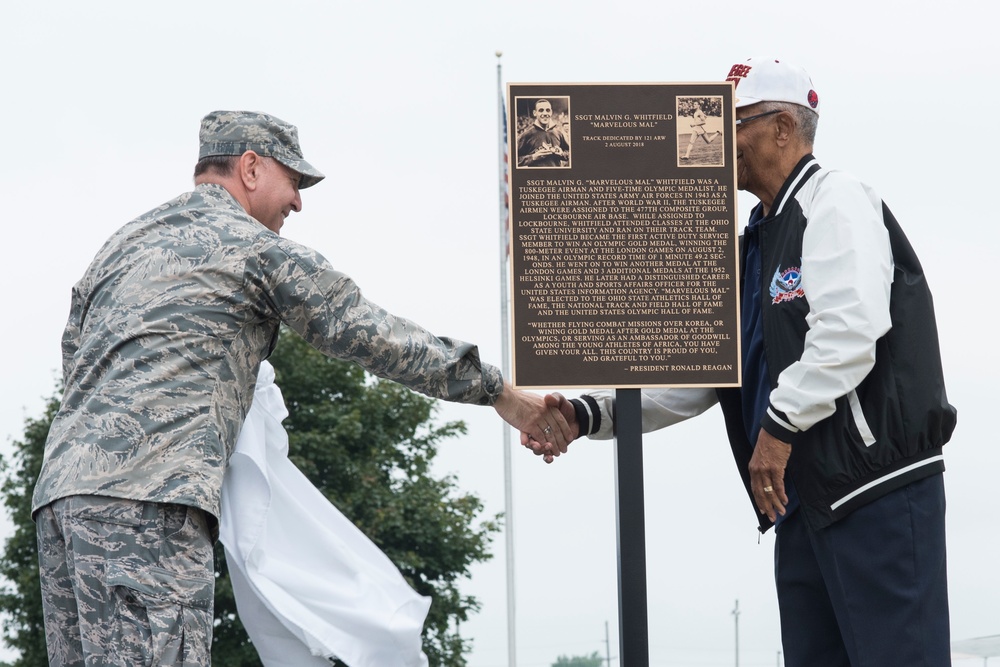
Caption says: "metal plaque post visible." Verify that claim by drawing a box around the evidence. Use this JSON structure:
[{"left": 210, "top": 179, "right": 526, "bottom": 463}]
[{"left": 614, "top": 388, "right": 648, "bottom": 666}]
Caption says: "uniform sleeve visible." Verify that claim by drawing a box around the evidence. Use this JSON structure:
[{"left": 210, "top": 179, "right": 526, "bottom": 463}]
[
  {"left": 60, "top": 284, "right": 86, "bottom": 387},
  {"left": 253, "top": 238, "right": 503, "bottom": 406},
  {"left": 572, "top": 387, "right": 718, "bottom": 440},
  {"left": 558, "top": 128, "right": 570, "bottom": 152},
  {"left": 516, "top": 131, "right": 534, "bottom": 166},
  {"left": 762, "top": 174, "right": 893, "bottom": 441}
]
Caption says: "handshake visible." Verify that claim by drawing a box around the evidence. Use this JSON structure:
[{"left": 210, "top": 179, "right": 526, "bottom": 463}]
[{"left": 492, "top": 388, "right": 580, "bottom": 464}]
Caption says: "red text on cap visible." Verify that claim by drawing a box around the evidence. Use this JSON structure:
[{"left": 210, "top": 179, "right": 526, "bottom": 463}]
[{"left": 727, "top": 64, "right": 752, "bottom": 85}]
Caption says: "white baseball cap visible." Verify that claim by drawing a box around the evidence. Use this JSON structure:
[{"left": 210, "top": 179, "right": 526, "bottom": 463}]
[{"left": 725, "top": 57, "right": 820, "bottom": 114}]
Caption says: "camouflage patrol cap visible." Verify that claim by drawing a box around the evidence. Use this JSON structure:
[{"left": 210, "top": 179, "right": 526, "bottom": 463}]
[{"left": 198, "top": 110, "right": 325, "bottom": 189}]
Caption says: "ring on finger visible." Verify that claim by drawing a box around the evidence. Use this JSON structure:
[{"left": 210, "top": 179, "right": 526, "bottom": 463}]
[{"left": 763, "top": 486, "right": 774, "bottom": 493}]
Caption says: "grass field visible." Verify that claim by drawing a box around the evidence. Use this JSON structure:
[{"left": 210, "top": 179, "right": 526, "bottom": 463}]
[{"left": 677, "top": 131, "right": 726, "bottom": 166}]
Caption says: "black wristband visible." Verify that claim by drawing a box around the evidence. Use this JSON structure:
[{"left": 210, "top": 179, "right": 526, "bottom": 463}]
[{"left": 569, "top": 395, "right": 603, "bottom": 436}]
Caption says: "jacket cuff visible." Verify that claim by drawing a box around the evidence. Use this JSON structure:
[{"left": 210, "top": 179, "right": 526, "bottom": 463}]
[
  {"left": 569, "top": 396, "right": 602, "bottom": 437},
  {"left": 759, "top": 402, "right": 800, "bottom": 444}
]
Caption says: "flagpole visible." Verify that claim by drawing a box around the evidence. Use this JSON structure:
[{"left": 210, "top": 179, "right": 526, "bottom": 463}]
[{"left": 496, "top": 50, "right": 517, "bottom": 667}]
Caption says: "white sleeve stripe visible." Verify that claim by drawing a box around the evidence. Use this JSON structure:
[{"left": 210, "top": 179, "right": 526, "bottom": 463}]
[
  {"left": 830, "top": 456, "right": 944, "bottom": 511},
  {"left": 580, "top": 395, "right": 600, "bottom": 435},
  {"left": 767, "top": 407, "right": 800, "bottom": 433}
]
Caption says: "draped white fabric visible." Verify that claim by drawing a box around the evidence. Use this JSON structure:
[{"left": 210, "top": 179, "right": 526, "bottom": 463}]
[{"left": 220, "top": 361, "right": 430, "bottom": 667}]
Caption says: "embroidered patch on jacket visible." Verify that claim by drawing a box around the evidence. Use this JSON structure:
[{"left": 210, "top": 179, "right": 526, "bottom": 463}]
[{"left": 769, "top": 266, "right": 805, "bottom": 304}]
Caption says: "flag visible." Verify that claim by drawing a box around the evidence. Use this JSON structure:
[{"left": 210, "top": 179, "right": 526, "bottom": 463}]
[{"left": 500, "top": 94, "right": 511, "bottom": 259}]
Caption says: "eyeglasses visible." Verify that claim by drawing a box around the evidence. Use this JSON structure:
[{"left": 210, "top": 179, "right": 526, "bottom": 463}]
[{"left": 735, "top": 109, "right": 780, "bottom": 128}]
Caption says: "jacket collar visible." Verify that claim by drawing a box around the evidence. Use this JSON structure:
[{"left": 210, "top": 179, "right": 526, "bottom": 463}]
[{"left": 769, "top": 154, "right": 820, "bottom": 218}]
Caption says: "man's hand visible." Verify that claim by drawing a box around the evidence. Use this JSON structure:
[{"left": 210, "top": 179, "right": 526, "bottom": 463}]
[
  {"left": 545, "top": 393, "right": 578, "bottom": 439},
  {"left": 519, "top": 392, "right": 579, "bottom": 464},
  {"left": 493, "top": 383, "right": 571, "bottom": 461},
  {"left": 748, "top": 429, "right": 792, "bottom": 522},
  {"left": 526, "top": 148, "right": 552, "bottom": 162}
]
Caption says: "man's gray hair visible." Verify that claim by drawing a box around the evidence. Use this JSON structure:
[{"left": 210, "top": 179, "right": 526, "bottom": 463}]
[{"left": 762, "top": 101, "right": 818, "bottom": 145}]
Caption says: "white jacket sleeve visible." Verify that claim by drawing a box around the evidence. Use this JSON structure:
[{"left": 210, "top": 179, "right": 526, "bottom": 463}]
[
  {"left": 766, "top": 172, "right": 893, "bottom": 437},
  {"left": 573, "top": 387, "right": 718, "bottom": 440}
]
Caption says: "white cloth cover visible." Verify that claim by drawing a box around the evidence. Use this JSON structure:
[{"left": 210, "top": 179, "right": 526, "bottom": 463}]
[{"left": 219, "top": 361, "right": 431, "bottom": 667}]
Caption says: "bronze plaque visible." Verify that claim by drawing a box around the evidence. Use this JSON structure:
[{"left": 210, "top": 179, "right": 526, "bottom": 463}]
[{"left": 508, "top": 83, "right": 741, "bottom": 389}]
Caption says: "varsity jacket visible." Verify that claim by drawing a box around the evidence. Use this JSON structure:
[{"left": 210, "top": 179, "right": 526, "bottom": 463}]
[{"left": 572, "top": 155, "right": 957, "bottom": 532}]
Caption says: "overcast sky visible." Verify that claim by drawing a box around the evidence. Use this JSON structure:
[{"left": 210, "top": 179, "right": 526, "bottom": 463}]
[{"left": 1, "top": 1, "right": 997, "bottom": 665}]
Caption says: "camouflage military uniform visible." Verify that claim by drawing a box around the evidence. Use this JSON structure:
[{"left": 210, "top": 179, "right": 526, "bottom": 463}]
[
  {"left": 34, "top": 110, "right": 503, "bottom": 666},
  {"left": 36, "top": 496, "right": 214, "bottom": 666},
  {"left": 33, "top": 181, "right": 502, "bottom": 521}
]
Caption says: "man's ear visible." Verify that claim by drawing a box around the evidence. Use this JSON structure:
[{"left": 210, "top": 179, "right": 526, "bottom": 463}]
[
  {"left": 774, "top": 112, "right": 794, "bottom": 145},
  {"left": 238, "top": 150, "right": 262, "bottom": 191}
]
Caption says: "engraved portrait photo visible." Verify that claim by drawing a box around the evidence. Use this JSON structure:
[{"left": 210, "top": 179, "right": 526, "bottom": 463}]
[
  {"left": 677, "top": 95, "right": 724, "bottom": 166},
  {"left": 515, "top": 96, "right": 571, "bottom": 168}
]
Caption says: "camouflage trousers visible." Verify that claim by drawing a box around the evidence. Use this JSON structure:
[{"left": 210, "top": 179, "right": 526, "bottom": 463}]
[{"left": 36, "top": 495, "right": 215, "bottom": 667}]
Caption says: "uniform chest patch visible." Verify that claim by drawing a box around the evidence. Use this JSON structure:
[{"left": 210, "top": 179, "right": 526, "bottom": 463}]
[{"left": 770, "top": 266, "right": 805, "bottom": 304}]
